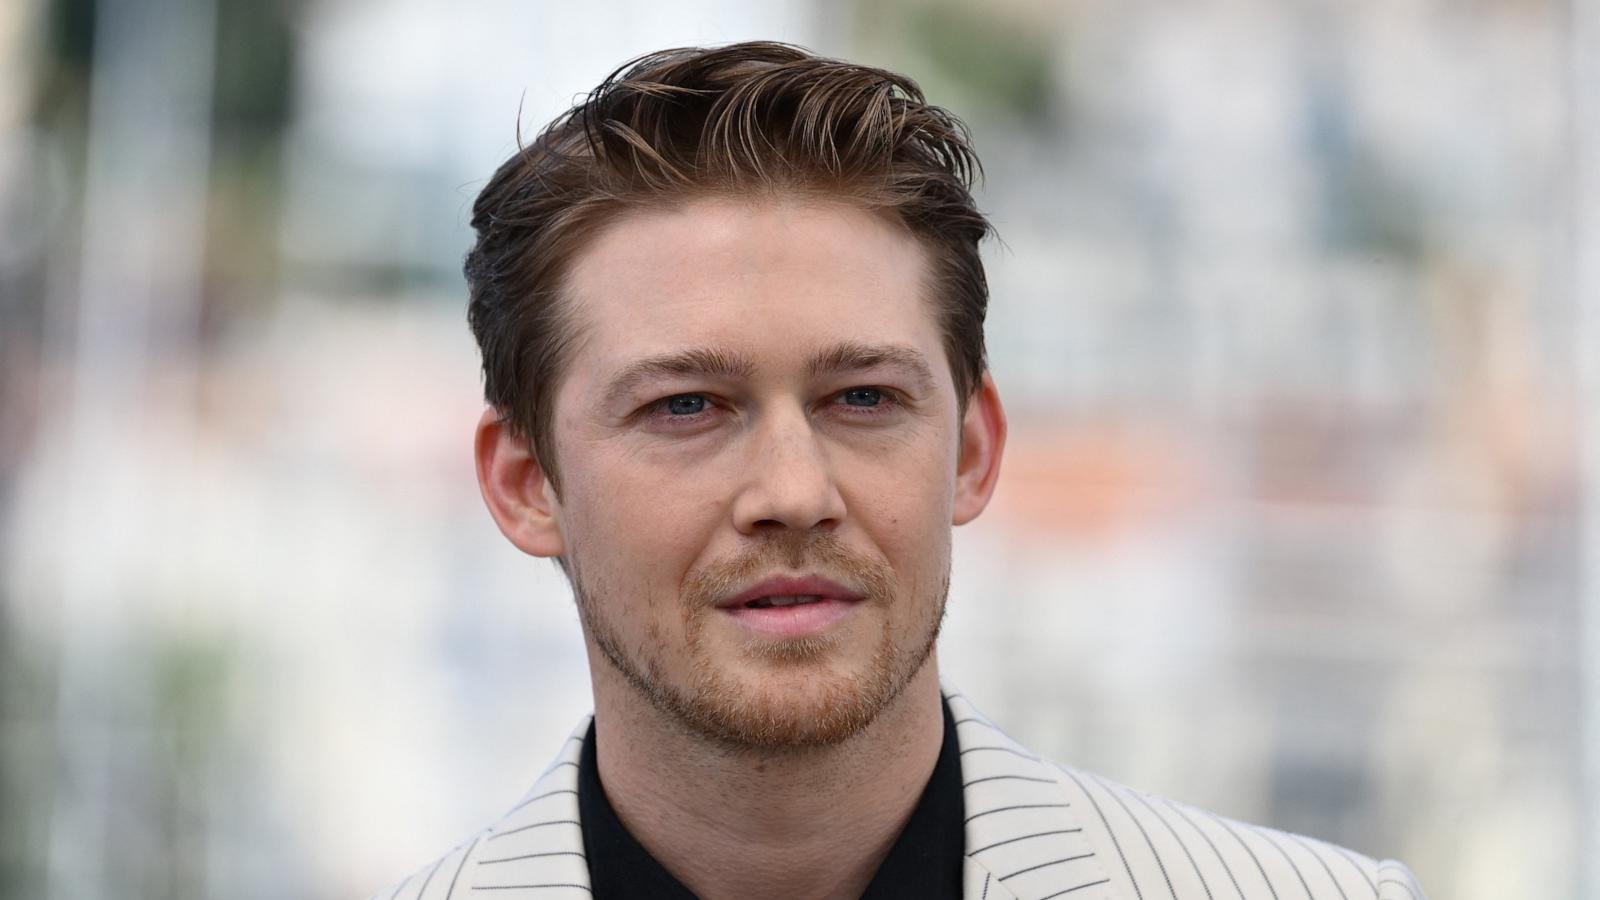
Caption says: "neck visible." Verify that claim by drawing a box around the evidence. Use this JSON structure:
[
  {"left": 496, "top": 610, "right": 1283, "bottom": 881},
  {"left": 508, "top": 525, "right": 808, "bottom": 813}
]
[{"left": 589, "top": 659, "right": 946, "bottom": 900}]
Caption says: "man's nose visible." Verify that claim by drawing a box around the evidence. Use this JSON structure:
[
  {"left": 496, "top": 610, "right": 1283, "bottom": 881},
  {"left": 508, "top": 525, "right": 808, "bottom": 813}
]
[{"left": 731, "top": 409, "right": 846, "bottom": 534}]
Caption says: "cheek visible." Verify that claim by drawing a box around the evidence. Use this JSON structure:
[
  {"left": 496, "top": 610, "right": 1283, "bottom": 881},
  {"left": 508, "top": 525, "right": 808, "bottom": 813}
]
[
  {"left": 560, "top": 453, "right": 725, "bottom": 580},
  {"left": 846, "top": 437, "right": 957, "bottom": 515},
  {"left": 847, "top": 467, "right": 955, "bottom": 566}
]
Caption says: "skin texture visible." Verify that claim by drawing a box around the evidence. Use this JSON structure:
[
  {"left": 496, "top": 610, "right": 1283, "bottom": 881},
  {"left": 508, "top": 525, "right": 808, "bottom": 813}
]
[{"left": 475, "top": 195, "right": 1007, "bottom": 900}]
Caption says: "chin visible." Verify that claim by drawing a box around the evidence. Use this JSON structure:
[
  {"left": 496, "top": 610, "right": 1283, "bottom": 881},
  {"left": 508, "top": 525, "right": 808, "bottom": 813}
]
[
  {"left": 677, "top": 652, "right": 908, "bottom": 750},
  {"left": 603, "top": 626, "right": 933, "bottom": 751}
]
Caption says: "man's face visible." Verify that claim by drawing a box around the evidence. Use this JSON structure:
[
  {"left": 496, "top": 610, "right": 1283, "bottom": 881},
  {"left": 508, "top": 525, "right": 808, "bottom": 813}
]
[{"left": 538, "top": 196, "right": 984, "bottom": 748}]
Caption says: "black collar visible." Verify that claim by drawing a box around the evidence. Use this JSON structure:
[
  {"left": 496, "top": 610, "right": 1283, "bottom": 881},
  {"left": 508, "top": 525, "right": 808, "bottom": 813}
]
[{"left": 578, "top": 698, "right": 965, "bottom": 899}]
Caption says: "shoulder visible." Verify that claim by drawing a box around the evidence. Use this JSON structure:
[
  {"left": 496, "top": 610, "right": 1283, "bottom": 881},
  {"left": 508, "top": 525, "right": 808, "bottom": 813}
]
[
  {"left": 360, "top": 719, "right": 593, "bottom": 900},
  {"left": 945, "top": 691, "right": 1426, "bottom": 900},
  {"left": 1050, "top": 761, "right": 1425, "bottom": 900},
  {"left": 362, "top": 836, "right": 488, "bottom": 900}
]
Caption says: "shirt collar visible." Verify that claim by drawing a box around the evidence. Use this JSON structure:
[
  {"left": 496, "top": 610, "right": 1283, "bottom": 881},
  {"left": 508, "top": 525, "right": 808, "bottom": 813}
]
[{"left": 577, "top": 697, "right": 965, "bottom": 900}]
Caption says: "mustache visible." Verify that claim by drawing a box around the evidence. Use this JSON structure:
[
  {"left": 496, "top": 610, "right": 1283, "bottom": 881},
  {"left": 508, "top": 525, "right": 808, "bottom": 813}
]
[{"left": 681, "top": 531, "right": 896, "bottom": 608}]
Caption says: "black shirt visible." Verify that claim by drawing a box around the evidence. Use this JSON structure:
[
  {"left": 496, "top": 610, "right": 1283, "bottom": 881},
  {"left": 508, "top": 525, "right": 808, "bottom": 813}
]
[{"left": 578, "top": 699, "right": 965, "bottom": 899}]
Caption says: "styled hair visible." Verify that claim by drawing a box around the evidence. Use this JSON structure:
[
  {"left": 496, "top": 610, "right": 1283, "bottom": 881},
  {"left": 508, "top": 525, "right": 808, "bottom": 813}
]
[{"left": 466, "top": 41, "right": 993, "bottom": 491}]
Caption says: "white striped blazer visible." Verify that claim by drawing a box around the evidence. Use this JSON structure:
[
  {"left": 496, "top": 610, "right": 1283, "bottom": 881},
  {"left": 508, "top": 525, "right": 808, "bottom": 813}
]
[{"left": 369, "top": 690, "right": 1426, "bottom": 900}]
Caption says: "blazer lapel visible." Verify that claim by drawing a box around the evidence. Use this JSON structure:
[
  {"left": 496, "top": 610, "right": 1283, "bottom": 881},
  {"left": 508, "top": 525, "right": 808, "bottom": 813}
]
[
  {"left": 948, "top": 691, "right": 1123, "bottom": 900},
  {"left": 965, "top": 854, "right": 1022, "bottom": 900},
  {"left": 462, "top": 718, "right": 593, "bottom": 899}
]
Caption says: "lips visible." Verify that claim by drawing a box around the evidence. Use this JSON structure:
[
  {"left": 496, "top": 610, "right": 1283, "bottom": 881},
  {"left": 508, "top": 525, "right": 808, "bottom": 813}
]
[
  {"left": 717, "top": 574, "right": 866, "bottom": 639},
  {"left": 718, "top": 575, "right": 864, "bottom": 610}
]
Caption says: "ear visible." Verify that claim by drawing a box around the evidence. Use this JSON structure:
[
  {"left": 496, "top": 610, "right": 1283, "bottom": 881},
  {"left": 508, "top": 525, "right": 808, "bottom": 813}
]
[
  {"left": 952, "top": 371, "right": 1007, "bottom": 526},
  {"left": 475, "top": 408, "right": 567, "bottom": 558}
]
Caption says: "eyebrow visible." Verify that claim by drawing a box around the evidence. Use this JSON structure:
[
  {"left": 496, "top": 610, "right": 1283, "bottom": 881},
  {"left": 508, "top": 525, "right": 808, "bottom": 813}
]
[
  {"left": 602, "top": 346, "right": 757, "bottom": 408},
  {"left": 601, "top": 341, "right": 938, "bottom": 407},
  {"left": 804, "top": 341, "right": 937, "bottom": 390}
]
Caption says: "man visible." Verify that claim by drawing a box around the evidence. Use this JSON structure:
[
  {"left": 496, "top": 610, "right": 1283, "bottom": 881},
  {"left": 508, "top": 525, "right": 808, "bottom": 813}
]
[{"left": 372, "top": 42, "right": 1425, "bottom": 900}]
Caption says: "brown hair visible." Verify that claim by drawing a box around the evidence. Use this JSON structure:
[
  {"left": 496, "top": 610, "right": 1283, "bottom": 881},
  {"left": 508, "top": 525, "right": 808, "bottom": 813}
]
[{"left": 466, "top": 41, "right": 993, "bottom": 492}]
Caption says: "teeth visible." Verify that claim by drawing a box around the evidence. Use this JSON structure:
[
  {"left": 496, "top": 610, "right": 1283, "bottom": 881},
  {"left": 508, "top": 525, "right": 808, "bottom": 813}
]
[{"left": 750, "top": 595, "right": 823, "bottom": 609}]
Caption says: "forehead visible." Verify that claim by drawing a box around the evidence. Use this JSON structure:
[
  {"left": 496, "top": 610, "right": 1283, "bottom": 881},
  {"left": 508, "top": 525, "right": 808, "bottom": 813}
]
[{"left": 560, "top": 196, "right": 945, "bottom": 385}]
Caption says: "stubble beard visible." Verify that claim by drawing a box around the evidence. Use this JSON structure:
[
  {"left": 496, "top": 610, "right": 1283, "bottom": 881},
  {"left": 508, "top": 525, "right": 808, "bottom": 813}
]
[{"left": 571, "top": 531, "right": 948, "bottom": 751}]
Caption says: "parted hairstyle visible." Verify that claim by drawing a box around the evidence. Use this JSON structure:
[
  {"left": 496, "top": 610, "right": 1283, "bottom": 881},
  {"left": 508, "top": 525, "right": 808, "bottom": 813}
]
[{"left": 465, "top": 41, "right": 994, "bottom": 492}]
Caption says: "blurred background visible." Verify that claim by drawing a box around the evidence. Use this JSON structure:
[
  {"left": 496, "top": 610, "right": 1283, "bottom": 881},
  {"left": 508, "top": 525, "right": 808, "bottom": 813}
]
[{"left": 1, "top": 0, "right": 1596, "bottom": 897}]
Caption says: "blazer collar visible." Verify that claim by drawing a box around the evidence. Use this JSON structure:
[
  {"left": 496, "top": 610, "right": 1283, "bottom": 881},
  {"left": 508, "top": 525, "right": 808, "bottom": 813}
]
[
  {"left": 467, "top": 718, "right": 592, "bottom": 898},
  {"left": 947, "top": 690, "right": 1121, "bottom": 900}
]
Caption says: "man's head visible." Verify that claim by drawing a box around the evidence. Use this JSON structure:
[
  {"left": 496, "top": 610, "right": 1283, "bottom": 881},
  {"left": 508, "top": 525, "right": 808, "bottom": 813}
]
[
  {"left": 467, "top": 41, "right": 992, "bottom": 492},
  {"left": 470, "top": 43, "right": 1006, "bottom": 750}
]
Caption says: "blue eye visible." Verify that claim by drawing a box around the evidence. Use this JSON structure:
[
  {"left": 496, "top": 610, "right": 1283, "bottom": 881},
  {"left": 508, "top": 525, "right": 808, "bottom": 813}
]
[
  {"left": 664, "top": 394, "right": 707, "bottom": 415},
  {"left": 842, "top": 388, "right": 882, "bottom": 407}
]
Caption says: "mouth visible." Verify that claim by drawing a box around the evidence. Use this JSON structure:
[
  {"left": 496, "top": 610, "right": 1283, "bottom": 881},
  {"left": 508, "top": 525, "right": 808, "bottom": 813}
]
[
  {"left": 717, "top": 575, "right": 866, "bottom": 638},
  {"left": 742, "top": 594, "right": 827, "bottom": 609},
  {"left": 718, "top": 574, "right": 864, "bottom": 608}
]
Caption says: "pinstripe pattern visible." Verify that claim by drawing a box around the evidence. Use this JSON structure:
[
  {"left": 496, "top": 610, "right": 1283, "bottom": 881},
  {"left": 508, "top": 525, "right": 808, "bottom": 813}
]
[
  {"left": 368, "top": 692, "right": 1425, "bottom": 900},
  {"left": 945, "top": 692, "right": 1426, "bottom": 900},
  {"left": 365, "top": 721, "right": 593, "bottom": 900}
]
